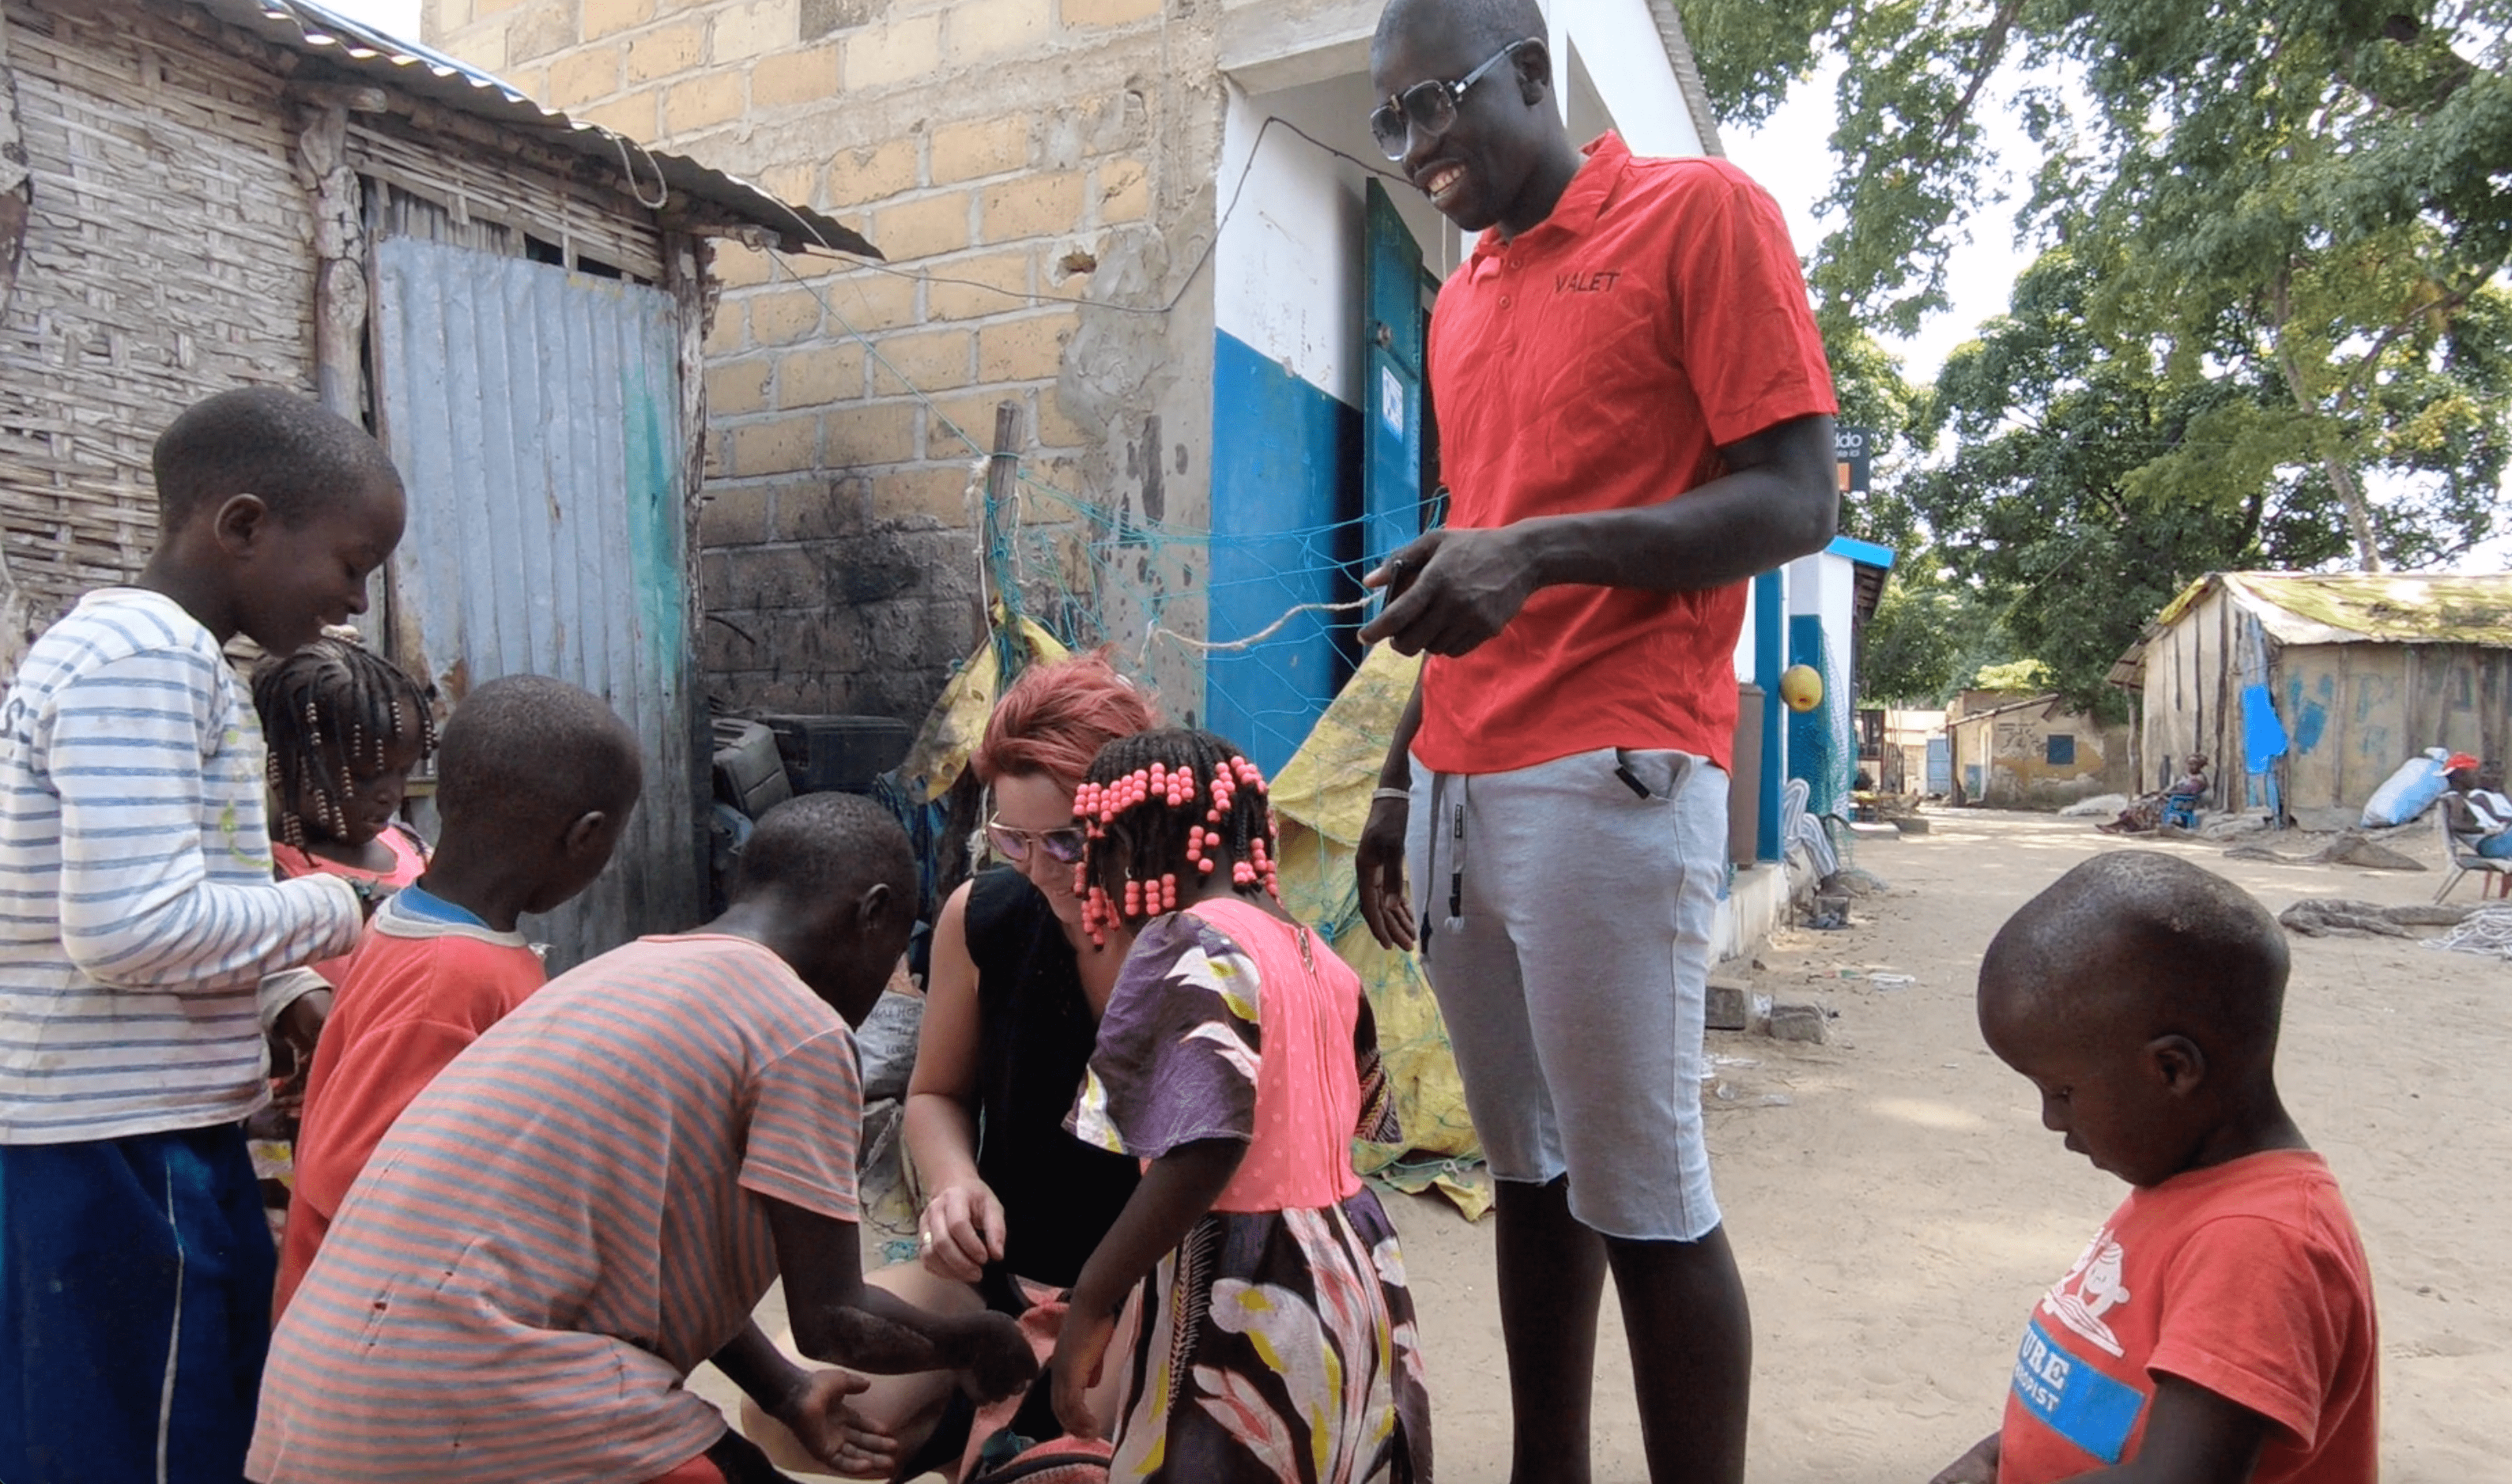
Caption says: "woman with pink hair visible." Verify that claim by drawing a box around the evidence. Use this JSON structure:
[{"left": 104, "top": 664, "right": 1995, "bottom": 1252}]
[{"left": 749, "top": 653, "right": 1159, "bottom": 1477}]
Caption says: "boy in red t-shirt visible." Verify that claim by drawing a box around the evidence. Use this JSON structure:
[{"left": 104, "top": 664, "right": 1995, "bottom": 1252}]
[
  {"left": 1934, "top": 852, "right": 2378, "bottom": 1484},
  {"left": 275, "top": 674, "right": 643, "bottom": 1314}
]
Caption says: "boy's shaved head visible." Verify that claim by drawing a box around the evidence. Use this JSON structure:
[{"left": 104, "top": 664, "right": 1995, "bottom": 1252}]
[
  {"left": 735, "top": 793, "right": 915, "bottom": 910},
  {"left": 434, "top": 675, "right": 641, "bottom": 834},
  {"left": 152, "top": 386, "right": 402, "bottom": 530},
  {"left": 1982, "top": 851, "right": 2289, "bottom": 1064},
  {"left": 1374, "top": 0, "right": 1546, "bottom": 62}
]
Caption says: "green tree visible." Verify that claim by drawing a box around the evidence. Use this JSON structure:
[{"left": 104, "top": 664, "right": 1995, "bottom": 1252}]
[
  {"left": 1690, "top": 0, "right": 2512, "bottom": 571},
  {"left": 1899, "top": 239, "right": 2480, "bottom": 711}
]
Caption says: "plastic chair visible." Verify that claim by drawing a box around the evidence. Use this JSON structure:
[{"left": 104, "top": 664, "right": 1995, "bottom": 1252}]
[
  {"left": 2435, "top": 805, "right": 2512, "bottom": 904},
  {"left": 1779, "top": 777, "right": 1839, "bottom": 879}
]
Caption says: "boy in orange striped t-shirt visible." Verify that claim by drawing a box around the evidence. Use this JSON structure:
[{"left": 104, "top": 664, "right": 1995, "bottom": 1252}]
[{"left": 249, "top": 795, "right": 1036, "bottom": 1484}]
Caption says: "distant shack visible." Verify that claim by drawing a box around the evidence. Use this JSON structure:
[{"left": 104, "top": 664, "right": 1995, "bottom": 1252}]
[
  {"left": 1944, "top": 689, "right": 2133, "bottom": 809},
  {"left": 2110, "top": 572, "right": 2512, "bottom": 823}
]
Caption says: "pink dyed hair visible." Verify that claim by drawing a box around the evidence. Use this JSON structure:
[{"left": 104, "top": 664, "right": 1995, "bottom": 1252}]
[{"left": 971, "top": 652, "right": 1160, "bottom": 793}]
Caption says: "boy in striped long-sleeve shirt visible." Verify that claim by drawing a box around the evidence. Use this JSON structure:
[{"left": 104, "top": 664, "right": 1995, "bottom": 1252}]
[{"left": 0, "top": 387, "right": 407, "bottom": 1484}]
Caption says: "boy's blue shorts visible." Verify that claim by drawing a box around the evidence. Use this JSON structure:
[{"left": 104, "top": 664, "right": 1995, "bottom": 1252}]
[{"left": 1, "top": 1123, "right": 275, "bottom": 1484}]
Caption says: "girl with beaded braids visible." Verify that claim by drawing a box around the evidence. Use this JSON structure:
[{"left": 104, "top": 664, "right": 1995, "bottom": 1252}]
[
  {"left": 1050, "top": 728, "right": 1432, "bottom": 1482},
  {"left": 255, "top": 635, "right": 436, "bottom": 895},
  {"left": 246, "top": 636, "right": 437, "bottom": 1234}
]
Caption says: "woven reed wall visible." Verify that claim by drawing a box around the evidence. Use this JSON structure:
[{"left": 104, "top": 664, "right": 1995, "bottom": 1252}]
[
  {"left": 0, "top": 0, "right": 315, "bottom": 627},
  {"left": 349, "top": 118, "right": 665, "bottom": 284}
]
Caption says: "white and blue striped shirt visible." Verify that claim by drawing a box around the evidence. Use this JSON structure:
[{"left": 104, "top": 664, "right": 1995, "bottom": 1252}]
[{"left": 0, "top": 589, "right": 361, "bottom": 1144}]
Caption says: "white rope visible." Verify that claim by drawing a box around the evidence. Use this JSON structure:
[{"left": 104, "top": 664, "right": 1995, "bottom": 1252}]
[
  {"left": 1142, "top": 597, "right": 1375, "bottom": 661},
  {"left": 2427, "top": 904, "right": 2512, "bottom": 960},
  {"left": 613, "top": 134, "right": 669, "bottom": 210}
]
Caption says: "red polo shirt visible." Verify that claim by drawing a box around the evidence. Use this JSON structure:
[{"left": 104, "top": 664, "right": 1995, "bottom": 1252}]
[{"left": 1413, "top": 135, "right": 1835, "bottom": 775}]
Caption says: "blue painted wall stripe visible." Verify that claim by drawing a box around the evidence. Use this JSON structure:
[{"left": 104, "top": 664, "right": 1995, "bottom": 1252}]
[{"left": 1205, "top": 330, "right": 1363, "bottom": 776}]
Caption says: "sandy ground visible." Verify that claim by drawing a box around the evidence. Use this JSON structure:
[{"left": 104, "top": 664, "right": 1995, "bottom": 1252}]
[{"left": 705, "top": 808, "right": 2512, "bottom": 1482}]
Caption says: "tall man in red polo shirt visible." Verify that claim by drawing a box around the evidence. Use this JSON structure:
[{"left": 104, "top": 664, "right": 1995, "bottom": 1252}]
[{"left": 1355, "top": 2, "right": 1839, "bottom": 1480}]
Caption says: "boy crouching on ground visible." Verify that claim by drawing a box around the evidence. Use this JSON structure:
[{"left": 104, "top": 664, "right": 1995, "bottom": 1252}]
[
  {"left": 1934, "top": 851, "right": 2377, "bottom": 1484},
  {"left": 275, "top": 673, "right": 643, "bottom": 1315},
  {"left": 249, "top": 794, "right": 1035, "bottom": 1482}
]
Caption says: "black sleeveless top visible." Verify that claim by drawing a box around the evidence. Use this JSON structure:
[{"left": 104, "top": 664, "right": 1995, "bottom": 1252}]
[{"left": 964, "top": 868, "right": 1141, "bottom": 1287}]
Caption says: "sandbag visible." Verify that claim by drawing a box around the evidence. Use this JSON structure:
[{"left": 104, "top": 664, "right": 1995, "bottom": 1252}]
[{"left": 2360, "top": 748, "right": 2450, "bottom": 828}]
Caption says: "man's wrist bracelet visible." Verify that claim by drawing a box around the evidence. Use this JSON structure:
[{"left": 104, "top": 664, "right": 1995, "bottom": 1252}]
[{"left": 1371, "top": 786, "right": 1412, "bottom": 806}]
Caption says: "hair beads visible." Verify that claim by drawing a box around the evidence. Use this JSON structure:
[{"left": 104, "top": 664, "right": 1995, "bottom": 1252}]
[
  {"left": 253, "top": 638, "right": 437, "bottom": 849},
  {"left": 1073, "top": 729, "right": 1282, "bottom": 944}
]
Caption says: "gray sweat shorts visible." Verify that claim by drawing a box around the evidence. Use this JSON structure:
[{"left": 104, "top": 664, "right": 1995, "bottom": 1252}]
[{"left": 1406, "top": 745, "right": 1726, "bottom": 1241}]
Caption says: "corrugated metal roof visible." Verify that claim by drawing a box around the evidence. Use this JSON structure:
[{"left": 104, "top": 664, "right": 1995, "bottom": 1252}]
[
  {"left": 2173, "top": 571, "right": 2512, "bottom": 646},
  {"left": 192, "top": 0, "right": 880, "bottom": 258},
  {"left": 2115, "top": 570, "right": 2512, "bottom": 683}
]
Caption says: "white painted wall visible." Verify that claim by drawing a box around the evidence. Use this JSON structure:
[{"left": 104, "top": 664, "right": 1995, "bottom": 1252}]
[
  {"left": 1215, "top": 73, "right": 1458, "bottom": 408},
  {"left": 1788, "top": 549, "right": 1857, "bottom": 632},
  {"left": 1550, "top": 0, "right": 1704, "bottom": 157},
  {"left": 1214, "top": 0, "right": 1703, "bottom": 405},
  {"left": 1734, "top": 575, "right": 1767, "bottom": 681}
]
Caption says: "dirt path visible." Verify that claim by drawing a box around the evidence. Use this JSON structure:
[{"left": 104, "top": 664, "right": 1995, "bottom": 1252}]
[{"left": 1387, "top": 808, "right": 2512, "bottom": 1482}]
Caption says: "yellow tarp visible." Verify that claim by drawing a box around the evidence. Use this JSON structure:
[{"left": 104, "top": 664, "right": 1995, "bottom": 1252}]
[
  {"left": 895, "top": 613, "right": 1069, "bottom": 803},
  {"left": 901, "top": 630, "right": 1490, "bottom": 1220},
  {"left": 1271, "top": 644, "right": 1490, "bottom": 1221}
]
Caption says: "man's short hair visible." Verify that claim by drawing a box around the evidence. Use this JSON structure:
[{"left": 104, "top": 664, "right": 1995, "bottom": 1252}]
[{"left": 1374, "top": 0, "right": 1549, "bottom": 66}]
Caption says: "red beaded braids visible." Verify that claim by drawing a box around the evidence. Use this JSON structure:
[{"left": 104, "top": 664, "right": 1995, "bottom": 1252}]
[{"left": 1073, "top": 728, "right": 1281, "bottom": 943}]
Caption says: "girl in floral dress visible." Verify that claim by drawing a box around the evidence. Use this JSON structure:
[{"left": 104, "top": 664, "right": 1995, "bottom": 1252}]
[{"left": 1050, "top": 729, "right": 1432, "bottom": 1483}]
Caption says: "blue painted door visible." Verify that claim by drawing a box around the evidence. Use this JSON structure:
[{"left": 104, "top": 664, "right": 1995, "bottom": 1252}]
[
  {"left": 1361, "top": 180, "right": 1427, "bottom": 578},
  {"left": 1925, "top": 736, "right": 1951, "bottom": 793}
]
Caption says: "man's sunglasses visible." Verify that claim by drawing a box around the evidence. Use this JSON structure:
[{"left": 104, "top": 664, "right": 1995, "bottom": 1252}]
[
  {"left": 1369, "top": 39, "right": 1536, "bottom": 161},
  {"left": 986, "top": 816, "right": 1088, "bottom": 866}
]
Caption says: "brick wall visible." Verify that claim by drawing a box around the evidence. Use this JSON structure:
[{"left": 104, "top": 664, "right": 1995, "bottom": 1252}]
[{"left": 424, "top": 0, "right": 1219, "bottom": 723}]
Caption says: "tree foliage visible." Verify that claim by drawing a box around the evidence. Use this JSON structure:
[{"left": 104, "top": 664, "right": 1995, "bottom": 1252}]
[{"left": 1692, "top": 0, "right": 2512, "bottom": 706}]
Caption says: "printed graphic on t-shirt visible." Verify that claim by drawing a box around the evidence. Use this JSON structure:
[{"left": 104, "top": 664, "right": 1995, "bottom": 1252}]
[
  {"left": 2042, "top": 1229, "right": 2134, "bottom": 1357},
  {"left": 2009, "top": 1317, "right": 2145, "bottom": 1465},
  {"left": 2007, "top": 1225, "right": 2148, "bottom": 1464}
]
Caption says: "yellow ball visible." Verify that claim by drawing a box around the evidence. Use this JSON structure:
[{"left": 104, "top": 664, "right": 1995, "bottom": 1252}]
[{"left": 1780, "top": 664, "right": 1824, "bottom": 713}]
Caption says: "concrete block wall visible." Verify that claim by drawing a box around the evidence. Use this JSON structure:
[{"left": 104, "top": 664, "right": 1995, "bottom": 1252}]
[{"left": 423, "top": 0, "right": 1224, "bottom": 723}]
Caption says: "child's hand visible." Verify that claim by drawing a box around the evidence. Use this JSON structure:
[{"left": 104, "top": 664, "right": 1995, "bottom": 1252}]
[
  {"left": 957, "top": 1310, "right": 1041, "bottom": 1405},
  {"left": 270, "top": 988, "right": 333, "bottom": 1075},
  {"left": 1050, "top": 1306, "right": 1116, "bottom": 1441},
  {"left": 1927, "top": 1431, "right": 1999, "bottom": 1484},
  {"left": 770, "top": 1367, "right": 899, "bottom": 1479}
]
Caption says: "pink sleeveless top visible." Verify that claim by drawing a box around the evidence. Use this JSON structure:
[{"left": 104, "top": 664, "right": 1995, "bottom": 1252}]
[{"left": 1188, "top": 897, "right": 1365, "bottom": 1214}]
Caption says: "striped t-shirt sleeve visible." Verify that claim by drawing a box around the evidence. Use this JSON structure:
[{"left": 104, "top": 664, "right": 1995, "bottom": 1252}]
[
  {"left": 739, "top": 1026, "right": 862, "bottom": 1222},
  {"left": 42, "top": 650, "right": 358, "bottom": 989}
]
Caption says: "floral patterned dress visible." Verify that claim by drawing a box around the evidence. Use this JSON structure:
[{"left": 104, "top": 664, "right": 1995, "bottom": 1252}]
[{"left": 1069, "top": 896, "right": 1432, "bottom": 1484}]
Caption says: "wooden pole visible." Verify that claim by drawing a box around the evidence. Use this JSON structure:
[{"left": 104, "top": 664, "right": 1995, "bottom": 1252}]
[{"left": 977, "top": 400, "right": 1022, "bottom": 641}]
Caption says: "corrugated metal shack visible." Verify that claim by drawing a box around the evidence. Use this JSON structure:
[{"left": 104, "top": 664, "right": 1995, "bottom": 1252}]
[
  {"left": 2110, "top": 572, "right": 2512, "bottom": 825},
  {"left": 0, "top": 0, "right": 875, "bottom": 966}
]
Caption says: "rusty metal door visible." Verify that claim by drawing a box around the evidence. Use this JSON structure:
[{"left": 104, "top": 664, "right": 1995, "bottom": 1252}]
[{"left": 369, "top": 234, "right": 700, "bottom": 970}]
